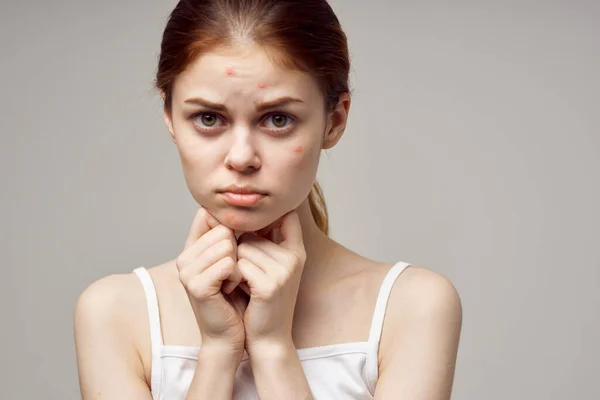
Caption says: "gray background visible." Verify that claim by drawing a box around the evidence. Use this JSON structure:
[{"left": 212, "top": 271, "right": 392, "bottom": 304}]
[{"left": 2, "top": 0, "right": 598, "bottom": 398}]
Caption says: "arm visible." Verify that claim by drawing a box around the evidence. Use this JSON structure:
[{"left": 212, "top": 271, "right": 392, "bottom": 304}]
[
  {"left": 246, "top": 340, "right": 313, "bottom": 400},
  {"left": 74, "top": 273, "right": 242, "bottom": 400},
  {"left": 185, "top": 345, "right": 243, "bottom": 400},
  {"left": 374, "top": 268, "right": 463, "bottom": 399},
  {"left": 74, "top": 275, "right": 153, "bottom": 400}
]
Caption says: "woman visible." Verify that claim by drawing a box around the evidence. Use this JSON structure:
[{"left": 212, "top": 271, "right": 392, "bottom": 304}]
[{"left": 74, "top": 0, "right": 462, "bottom": 399}]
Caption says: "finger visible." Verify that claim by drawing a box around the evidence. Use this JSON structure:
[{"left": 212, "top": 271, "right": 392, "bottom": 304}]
[
  {"left": 178, "top": 224, "right": 238, "bottom": 272},
  {"left": 238, "top": 232, "right": 281, "bottom": 255},
  {"left": 221, "top": 264, "right": 243, "bottom": 294},
  {"left": 278, "top": 210, "right": 304, "bottom": 250},
  {"left": 178, "top": 238, "right": 235, "bottom": 283},
  {"left": 254, "top": 215, "right": 286, "bottom": 240},
  {"left": 238, "top": 233, "right": 290, "bottom": 265},
  {"left": 238, "top": 240, "right": 282, "bottom": 276},
  {"left": 186, "top": 256, "right": 236, "bottom": 300},
  {"left": 184, "top": 207, "right": 221, "bottom": 250},
  {"left": 237, "top": 258, "right": 269, "bottom": 293}
]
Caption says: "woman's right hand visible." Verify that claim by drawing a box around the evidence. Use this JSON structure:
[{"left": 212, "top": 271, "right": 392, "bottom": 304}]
[{"left": 176, "top": 206, "right": 248, "bottom": 354}]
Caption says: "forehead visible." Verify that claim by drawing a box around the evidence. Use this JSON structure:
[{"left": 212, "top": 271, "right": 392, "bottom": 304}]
[{"left": 173, "top": 42, "right": 321, "bottom": 101}]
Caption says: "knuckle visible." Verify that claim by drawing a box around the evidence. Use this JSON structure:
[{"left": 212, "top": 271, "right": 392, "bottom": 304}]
[
  {"left": 219, "top": 239, "right": 234, "bottom": 254},
  {"left": 219, "top": 262, "right": 233, "bottom": 281},
  {"left": 284, "top": 252, "right": 299, "bottom": 267},
  {"left": 264, "top": 283, "right": 279, "bottom": 298},
  {"left": 237, "top": 243, "right": 249, "bottom": 257},
  {"left": 223, "top": 256, "right": 236, "bottom": 267},
  {"left": 215, "top": 224, "right": 231, "bottom": 236},
  {"left": 177, "top": 267, "right": 192, "bottom": 286},
  {"left": 176, "top": 253, "right": 192, "bottom": 268},
  {"left": 275, "top": 275, "right": 288, "bottom": 288}
]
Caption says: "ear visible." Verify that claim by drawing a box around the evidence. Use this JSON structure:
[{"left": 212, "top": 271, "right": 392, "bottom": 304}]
[
  {"left": 160, "top": 91, "right": 177, "bottom": 144},
  {"left": 322, "top": 92, "right": 351, "bottom": 150}
]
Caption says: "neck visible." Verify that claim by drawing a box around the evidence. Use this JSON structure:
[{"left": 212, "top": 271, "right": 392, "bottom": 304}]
[{"left": 295, "top": 197, "right": 340, "bottom": 280}]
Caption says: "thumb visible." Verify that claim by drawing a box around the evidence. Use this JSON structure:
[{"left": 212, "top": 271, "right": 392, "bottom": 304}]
[
  {"left": 278, "top": 210, "right": 304, "bottom": 251},
  {"left": 183, "top": 206, "right": 221, "bottom": 250}
]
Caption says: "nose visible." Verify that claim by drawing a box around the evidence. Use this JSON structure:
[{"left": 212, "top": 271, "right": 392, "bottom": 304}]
[{"left": 224, "top": 126, "right": 261, "bottom": 172}]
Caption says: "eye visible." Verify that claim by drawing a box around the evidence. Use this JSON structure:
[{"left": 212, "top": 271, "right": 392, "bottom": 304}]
[
  {"left": 264, "top": 113, "right": 294, "bottom": 131},
  {"left": 194, "top": 112, "right": 220, "bottom": 128},
  {"left": 191, "top": 111, "right": 295, "bottom": 134}
]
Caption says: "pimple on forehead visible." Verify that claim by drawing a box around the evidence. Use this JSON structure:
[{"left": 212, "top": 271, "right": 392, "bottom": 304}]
[
  {"left": 225, "top": 67, "right": 235, "bottom": 76},
  {"left": 258, "top": 82, "right": 267, "bottom": 89}
]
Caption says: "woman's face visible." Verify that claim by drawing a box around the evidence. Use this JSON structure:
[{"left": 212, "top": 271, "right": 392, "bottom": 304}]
[{"left": 163, "top": 42, "right": 348, "bottom": 232}]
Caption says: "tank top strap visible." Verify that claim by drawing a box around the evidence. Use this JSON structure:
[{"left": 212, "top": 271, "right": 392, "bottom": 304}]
[
  {"left": 133, "top": 266, "right": 163, "bottom": 398},
  {"left": 365, "top": 261, "right": 411, "bottom": 394}
]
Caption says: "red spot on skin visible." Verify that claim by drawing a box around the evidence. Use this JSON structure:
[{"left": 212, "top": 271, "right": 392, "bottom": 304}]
[
  {"left": 293, "top": 145, "right": 303, "bottom": 153},
  {"left": 258, "top": 82, "right": 267, "bottom": 89},
  {"left": 227, "top": 214, "right": 236, "bottom": 223},
  {"left": 226, "top": 68, "right": 235, "bottom": 76}
]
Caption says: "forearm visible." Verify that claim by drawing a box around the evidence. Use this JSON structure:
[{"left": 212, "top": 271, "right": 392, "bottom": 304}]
[
  {"left": 247, "top": 340, "right": 313, "bottom": 400},
  {"left": 185, "top": 346, "right": 242, "bottom": 400}
]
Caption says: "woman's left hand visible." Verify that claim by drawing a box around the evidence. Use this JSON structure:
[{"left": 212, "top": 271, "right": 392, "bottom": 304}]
[{"left": 236, "top": 210, "right": 306, "bottom": 348}]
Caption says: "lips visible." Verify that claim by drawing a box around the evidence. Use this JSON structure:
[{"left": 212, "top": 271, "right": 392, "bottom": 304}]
[
  {"left": 217, "top": 184, "right": 268, "bottom": 206},
  {"left": 220, "top": 192, "right": 266, "bottom": 206},
  {"left": 219, "top": 184, "right": 268, "bottom": 194}
]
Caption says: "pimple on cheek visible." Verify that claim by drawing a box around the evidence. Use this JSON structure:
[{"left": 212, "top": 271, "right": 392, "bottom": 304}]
[
  {"left": 258, "top": 82, "right": 267, "bottom": 89},
  {"left": 225, "top": 67, "right": 235, "bottom": 76},
  {"left": 293, "top": 145, "right": 304, "bottom": 153}
]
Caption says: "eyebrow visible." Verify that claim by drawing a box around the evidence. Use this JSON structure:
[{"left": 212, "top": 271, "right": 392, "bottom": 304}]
[{"left": 183, "top": 96, "right": 304, "bottom": 112}]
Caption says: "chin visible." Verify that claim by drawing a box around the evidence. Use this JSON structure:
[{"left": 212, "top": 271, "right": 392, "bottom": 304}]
[{"left": 212, "top": 206, "right": 281, "bottom": 233}]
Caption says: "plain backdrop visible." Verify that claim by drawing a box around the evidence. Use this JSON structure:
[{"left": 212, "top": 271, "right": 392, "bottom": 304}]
[{"left": 1, "top": 0, "right": 598, "bottom": 399}]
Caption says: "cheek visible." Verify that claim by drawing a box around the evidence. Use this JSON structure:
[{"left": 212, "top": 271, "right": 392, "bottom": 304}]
[
  {"left": 179, "top": 141, "right": 210, "bottom": 170},
  {"left": 289, "top": 145, "right": 307, "bottom": 168},
  {"left": 265, "top": 143, "right": 312, "bottom": 174},
  {"left": 177, "top": 139, "right": 219, "bottom": 189},
  {"left": 288, "top": 143, "right": 320, "bottom": 171}
]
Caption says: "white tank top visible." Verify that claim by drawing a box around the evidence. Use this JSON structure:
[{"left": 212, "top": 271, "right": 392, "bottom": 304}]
[{"left": 133, "top": 261, "right": 411, "bottom": 399}]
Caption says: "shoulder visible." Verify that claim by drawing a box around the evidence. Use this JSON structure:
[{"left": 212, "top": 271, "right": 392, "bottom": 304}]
[
  {"left": 73, "top": 270, "right": 153, "bottom": 388},
  {"left": 378, "top": 264, "right": 462, "bottom": 365},
  {"left": 373, "top": 265, "right": 462, "bottom": 396},
  {"left": 74, "top": 271, "right": 146, "bottom": 328},
  {"left": 385, "top": 265, "right": 462, "bottom": 341},
  {"left": 74, "top": 263, "right": 175, "bottom": 324},
  {"left": 73, "top": 262, "right": 180, "bottom": 385},
  {"left": 73, "top": 264, "right": 177, "bottom": 344},
  {"left": 73, "top": 271, "right": 151, "bottom": 361},
  {"left": 391, "top": 265, "right": 462, "bottom": 319}
]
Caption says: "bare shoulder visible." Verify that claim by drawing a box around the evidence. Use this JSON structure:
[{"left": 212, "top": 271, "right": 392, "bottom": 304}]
[
  {"left": 73, "top": 270, "right": 153, "bottom": 392},
  {"left": 369, "top": 264, "right": 463, "bottom": 396},
  {"left": 74, "top": 271, "right": 149, "bottom": 336},
  {"left": 392, "top": 265, "right": 462, "bottom": 314},
  {"left": 74, "top": 262, "right": 175, "bottom": 326},
  {"left": 379, "top": 264, "right": 463, "bottom": 360},
  {"left": 75, "top": 272, "right": 141, "bottom": 312}
]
